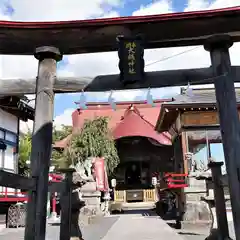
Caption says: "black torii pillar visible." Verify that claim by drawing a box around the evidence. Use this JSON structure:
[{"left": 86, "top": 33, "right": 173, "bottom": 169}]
[
  {"left": 204, "top": 35, "right": 240, "bottom": 239},
  {"left": 24, "top": 46, "right": 62, "bottom": 240}
]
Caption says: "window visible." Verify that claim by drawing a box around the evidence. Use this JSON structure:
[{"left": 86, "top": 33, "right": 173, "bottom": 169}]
[
  {"left": 4, "top": 145, "right": 15, "bottom": 171},
  {"left": 0, "top": 150, "right": 3, "bottom": 168},
  {"left": 5, "top": 132, "right": 17, "bottom": 143},
  {"left": 0, "top": 130, "right": 4, "bottom": 139},
  {"left": 186, "top": 130, "right": 208, "bottom": 172},
  {"left": 186, "top": 130, "right": 225, "bottom": 172}
]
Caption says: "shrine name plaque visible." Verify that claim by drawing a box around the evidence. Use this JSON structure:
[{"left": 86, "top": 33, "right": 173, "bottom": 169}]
[
  {"left": 181, "top": 110, "right": 240, "bottom": 126},
  {"left": 181, "top": 111, "right": 219, "bottom": 126}
]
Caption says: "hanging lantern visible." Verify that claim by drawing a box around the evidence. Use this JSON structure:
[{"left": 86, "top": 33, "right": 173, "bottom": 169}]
[
  {"left": 108, "top": 91, "right": 116, "bottom": 111},
  {"left": 146, "top": 88, "right": 155, "bottom": 107},
  {"left": 117, "top": 35, "right": 145, "bottom": 85}
]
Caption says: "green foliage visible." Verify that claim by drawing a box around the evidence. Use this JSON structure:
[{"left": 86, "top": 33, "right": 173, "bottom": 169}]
[
  {"left": 53, "top": 125, "right": 72, "bottom": 142},
  {"left": 18, "top": 131, "right": 32, "bottom": 176},
  {"left": 64, "top": 117, "right": 119, "bottom": 174},
  {"left": 51, "top": 125, "right": 72, "bottom": 169},
  {"left": 18, "top": 125, "right": 73, "bottom": 175}
]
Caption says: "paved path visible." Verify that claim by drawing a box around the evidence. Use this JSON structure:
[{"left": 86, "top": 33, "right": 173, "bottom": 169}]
[
  {"left": 0, "top": 210, "right": 184, "bottom": 240},
  {"left": 101, "top": 212, "right": 183, "bottom": 240}
]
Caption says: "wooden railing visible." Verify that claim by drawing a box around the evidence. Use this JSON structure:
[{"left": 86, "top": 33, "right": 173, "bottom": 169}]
[
  {"left": 114, "top": 190, "right": 125, "bottom": 202},
  {"left": 0, "top": 189, "right": 28, "bottom": 202},
  {"left": 143, "top": 189, "right": 156, "bottom": 202},
  {"left": 114, "top": 189, "right": 157, "bottom": 203}
]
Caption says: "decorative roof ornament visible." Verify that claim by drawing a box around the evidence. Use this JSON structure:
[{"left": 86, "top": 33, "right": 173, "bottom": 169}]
[
  {"left": 146, "top": 88, "right": 155, "bottom": 107},
  {"left": 185, "top": 82, "right": 193, "bottom": 97},
  {"left": 78, "top": 90, "right": 87, "bottom": 110},
  {"left": 108, "top": 90, "right": 116, "bottom": 111}
]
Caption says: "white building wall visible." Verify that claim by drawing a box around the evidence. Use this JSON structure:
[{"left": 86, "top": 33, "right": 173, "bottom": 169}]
[
  {"left": 0, "top": 108, "right": 18, "bottom": 196},
  {"left": 0, "top": 108, "right": 18, "bottom": 133}
]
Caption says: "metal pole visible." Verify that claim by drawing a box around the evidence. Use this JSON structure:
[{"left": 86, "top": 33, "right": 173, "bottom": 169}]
[
  {"left": 60, "top": 169, "right": 74, "bottom": 240},
  {"left": 208, "top": 161, "right": 230, "bottom": 239},
  {"left": 204, "top": 35, "right": 240, "bottom": 239},
  {"left": 24, "top": 46, "right": 62, "bottom": 240}
]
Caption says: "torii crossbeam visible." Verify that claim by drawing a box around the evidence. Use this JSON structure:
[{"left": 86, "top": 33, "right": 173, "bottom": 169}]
[{"left": 1, "top": 66, "right": 240, "bottom": 95}]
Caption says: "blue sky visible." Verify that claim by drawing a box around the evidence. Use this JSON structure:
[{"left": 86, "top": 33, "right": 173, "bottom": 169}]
[
  {"left": 52, "top": 0, "right": 194, "bottom": 117},
  {"left": 1, "top": 0, "right": 239, "bottom": 130}
]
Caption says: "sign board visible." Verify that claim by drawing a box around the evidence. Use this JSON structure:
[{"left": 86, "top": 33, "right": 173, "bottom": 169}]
[
  {"left": 118, "top": 36, "right": 144, "bottom": 84},
  {"left": 181, "top": 111, "right": 219, "bottom": 126}
]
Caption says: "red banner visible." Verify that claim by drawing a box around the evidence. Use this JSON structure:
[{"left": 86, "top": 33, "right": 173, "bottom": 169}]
[{"left": 94, "top": 158, "right": 109, "bottom": 192}]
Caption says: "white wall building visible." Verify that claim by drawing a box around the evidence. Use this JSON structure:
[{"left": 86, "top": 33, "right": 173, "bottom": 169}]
[{"left": 0, "top": 96, "right": 34, "bottom": 197}]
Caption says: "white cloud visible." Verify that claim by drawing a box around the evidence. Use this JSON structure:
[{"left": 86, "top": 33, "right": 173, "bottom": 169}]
[
  {"left": 184, "top": 0, "right": 210, "bottom": 11},
  {"left": 132, "top": 0, "right": 173, "bottom": 16},
  {"left": 8, "top": 0, "right": 122, "bottom": 21},
  {"left": 1, "top": 0, "right": 240, "bottom": 130},
  {"left": 53, "top": 108, "right": 75, "bottom": 130},
  {"left": 20, "top": 120, "right": 33, "bottom": 134},
  {"left": 20, "top": 108, "right": 74, "bottom": 134}
]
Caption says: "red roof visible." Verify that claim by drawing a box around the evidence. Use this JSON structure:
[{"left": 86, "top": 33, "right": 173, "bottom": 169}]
[
  {"left": 0, "top": 7, "right": 239, "bottom": 55},
  {"left": 53, "top": 134, "right": 72, "bottom": 148},
  {"left": 112, "top": 106, "right": 171, "bottom": 145},
  {"left": 54, "top": 100, "right": 172, "bottom": 148},
  {"left": 72, "top": 100, "right": 169, "bottom": 131}
]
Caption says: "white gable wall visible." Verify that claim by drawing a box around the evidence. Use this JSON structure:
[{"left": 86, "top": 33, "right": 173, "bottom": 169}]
[{"left": 0, "top": 108, "right": 18, "bottom": 134}]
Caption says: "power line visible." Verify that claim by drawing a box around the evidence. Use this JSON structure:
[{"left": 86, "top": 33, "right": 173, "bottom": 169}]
[{"left": 145, "top": 46, "right": 201, "bottom": 67}]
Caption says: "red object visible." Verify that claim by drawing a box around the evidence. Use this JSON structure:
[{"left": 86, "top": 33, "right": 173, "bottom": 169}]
[
  {"left": 0, "top": 191, "right": 28, "bottom": 202},
  {"left": 49, "top": 173, "right": 63, "bottom": 182},
  {"left": 49, "top": 174, "right": 62, "bottom": 213},
  {"left": 0, "top": 173, "right": 63, "bottom": 203},
  {"left": 113, "top": 105, "right": 171, "bottom": 145},
  {"left": 54, "top": 100, "right": 172, "bottom": 148},
  {"left": 94, "top": 158, "right": 108, "bottom": 191},
  {"left": 52, "top": 195, "right": 57, "bottom": 213},
  {"left": 164, "top": 173, "right": 188, "bottom": 189},
  {"left": 165, "top": 173, "right": 188, "bottom": 177}
]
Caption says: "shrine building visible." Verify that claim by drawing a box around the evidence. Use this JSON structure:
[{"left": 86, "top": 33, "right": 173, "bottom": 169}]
[
  {"left": 54, "top": 99, "right": 175, "bottom": 200},
  {"left": 54, "top": 87, "right": 229, "bottom": 211}
]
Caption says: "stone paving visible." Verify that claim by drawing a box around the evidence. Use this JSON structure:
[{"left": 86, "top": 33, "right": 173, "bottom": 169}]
[
  {"left": 0, "top": 210, "right": 184, "bottom": 240},
  {"left": 0, "top": 216, "right": 119, "bottom": 240},
  {"left": 0, "top": 210, "right": 236, "bottom": 240}
]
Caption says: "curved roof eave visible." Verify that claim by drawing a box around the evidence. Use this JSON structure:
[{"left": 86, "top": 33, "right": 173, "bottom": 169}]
[{"left": 114, "top": 134, "right": 172, "bottom": 146}]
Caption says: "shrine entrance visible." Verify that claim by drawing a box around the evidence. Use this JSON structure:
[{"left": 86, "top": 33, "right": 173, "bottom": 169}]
[
  {"left": 125, "top": 162, "right": 142, "bottom": 187},
  {"left": 111, "top": 136, "right": 174, "bottom": 205}
]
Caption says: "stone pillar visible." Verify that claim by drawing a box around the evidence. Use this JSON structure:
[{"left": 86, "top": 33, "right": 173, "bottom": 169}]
[
  {"left": 208, "top": 161, "right": 230, "bottom": 239},
  {"left": 204, "top": 35, "right": 240, "bottom": 240},
  {"left": 24, "top": 46, "right": 62, "bottom": 240},
  {"left": 60, "top": 169, "right": 74, "bottom": 240}
]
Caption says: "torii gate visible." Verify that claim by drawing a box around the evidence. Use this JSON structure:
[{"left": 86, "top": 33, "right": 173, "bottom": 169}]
[{"left": 1, "top": 6, "right": 240, "bottom": 240}]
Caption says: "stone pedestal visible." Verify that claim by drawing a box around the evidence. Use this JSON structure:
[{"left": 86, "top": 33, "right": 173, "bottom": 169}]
[
  {"left": 79, "top": 182, "right": 102, "bottom": 227},
  {"left": 183, "top": 176, "right": 211, "bottom": 222}
]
